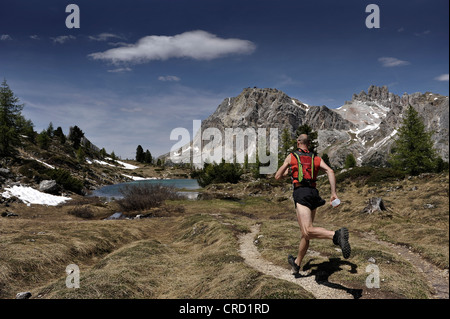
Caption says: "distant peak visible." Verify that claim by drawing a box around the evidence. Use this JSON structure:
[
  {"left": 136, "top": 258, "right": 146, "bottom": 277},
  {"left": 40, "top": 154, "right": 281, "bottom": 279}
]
[{"left": 352, "top": 85, "right": 395, "bottom": 102}]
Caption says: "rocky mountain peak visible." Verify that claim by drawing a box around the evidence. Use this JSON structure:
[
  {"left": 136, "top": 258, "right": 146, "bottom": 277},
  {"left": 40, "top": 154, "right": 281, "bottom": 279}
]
[
  {"left": 165, "top": 86, "right": 448, "bottom": 169},
  {"left": 350, "top": 85, "right": 401, "bottom": 108}
]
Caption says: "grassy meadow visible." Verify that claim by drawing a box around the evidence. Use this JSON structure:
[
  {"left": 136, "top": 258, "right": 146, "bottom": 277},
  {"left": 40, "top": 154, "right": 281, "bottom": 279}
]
[{"left": 0, "top": 170, "right": 448, "bottom": 299}]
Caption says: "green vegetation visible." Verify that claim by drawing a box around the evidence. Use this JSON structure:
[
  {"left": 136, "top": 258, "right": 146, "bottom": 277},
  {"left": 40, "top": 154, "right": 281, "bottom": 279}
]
[
  {"left": 344, "top": 153, "right": 357, "bottom": 169},
  {"left": 135, "top": 144, "right": 152, "bottom": 164},
  {"left": 389, "top": 105, "right": 447, "bottom": 175},
  {"left": 0, "top": 79, "right": 31, "bottom": 156},
  {"left": 336, "top": 166, "right": 406, "bottom": 186},
  {"left": 191, "top": 160, "right": 243, "bottom": 187},
  {"left": 47, "top": 168, "right": 84, "bottom": 195}
]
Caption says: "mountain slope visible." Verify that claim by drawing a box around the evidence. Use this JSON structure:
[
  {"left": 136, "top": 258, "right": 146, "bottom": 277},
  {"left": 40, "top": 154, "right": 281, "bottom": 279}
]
[{"left": 167, "top": 86, "right": 448, "bottom": 169}]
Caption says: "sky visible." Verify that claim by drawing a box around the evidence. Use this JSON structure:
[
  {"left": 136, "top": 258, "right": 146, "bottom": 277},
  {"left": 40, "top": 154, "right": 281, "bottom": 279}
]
[{"left": 0, "top": 0, "right": 448, "bottom": 159}]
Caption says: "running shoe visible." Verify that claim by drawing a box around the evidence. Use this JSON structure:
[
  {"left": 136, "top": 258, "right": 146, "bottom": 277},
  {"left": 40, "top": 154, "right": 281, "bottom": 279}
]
[
  {"left": 288, "top": 254, "right": 300, "bottom": 274},
  {"left": 333, "top": 227, "right": 351, "bottom": 259}
]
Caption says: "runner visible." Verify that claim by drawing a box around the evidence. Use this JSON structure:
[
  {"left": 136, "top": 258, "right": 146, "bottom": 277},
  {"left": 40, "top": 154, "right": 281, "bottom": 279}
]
[{"left": 275, "top": 134, "right": 351, "bottom": 274}]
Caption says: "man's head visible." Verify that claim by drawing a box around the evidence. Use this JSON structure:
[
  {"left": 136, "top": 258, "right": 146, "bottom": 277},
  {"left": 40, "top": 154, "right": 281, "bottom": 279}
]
[{"left": 297, "top": 134, "right": 310, "bottom": 147}]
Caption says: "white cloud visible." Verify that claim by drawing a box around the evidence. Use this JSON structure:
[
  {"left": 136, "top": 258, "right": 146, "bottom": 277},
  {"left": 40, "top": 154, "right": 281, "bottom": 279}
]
[
  {"left": 158, "top": 75, "right": 181, "bottom": 82},
  {"left": 0, "top": 34, "right": 12, "bottom": 41},
  {"left": 107, "top": 67, "right": 132, "bottom": 73},
  {"left": 378, "top": 57, "right": 410, "bottom": 67},
  {"left": 435, "top": 74, "right": 449, "bottom": 82},
  {"left": 29, "top": 35, "right": 40, "bottom": 40},
  {"left": 88, "top": 30, "right": 256, "bottom": 64},
  {"left": 88, "top": 33, "right": 124, "bottom": 41},
  {"left": 50, "top": 35, "right": 76, "bottom": 44}
]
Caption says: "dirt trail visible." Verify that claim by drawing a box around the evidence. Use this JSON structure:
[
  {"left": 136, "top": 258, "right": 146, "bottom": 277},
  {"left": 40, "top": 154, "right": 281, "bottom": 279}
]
[
  {"left": 238, "top": 224, "right": 355, "bottom": 299},
  {"left": 238, "top": 224, "right": 449, "bottom": 299},
  {"left": 361, "top": 232, "right": 449, "bottom": 299}
]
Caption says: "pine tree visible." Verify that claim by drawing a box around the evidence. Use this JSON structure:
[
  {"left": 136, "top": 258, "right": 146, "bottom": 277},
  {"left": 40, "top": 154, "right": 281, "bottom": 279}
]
[
  {"left": 76, "top": 146, "right": 85, "bottom": 163},
  {"left": 344, "top": 153, "right": 357, "bottom": 169},
  {"left": 54, "top": 126, "right": 66, "bottom": 144},
  {"left": 68, "top": 125, "right": 84, "bottom": 150},
  {"left": 136, "top": 145, "right": 144, "bottom": 162},
  {"left": 46, "top": 122, "right": 54, "bottom": 138},
  {"left": 144, "top": 149, "right": 152, "bottom": 164},
  {"left": 37, "top": 130, "right": 50, "bottom": 150},
  {"left": 0, "top": 79, "right": 25, "bottom": 156},
  {"left": 280, "top": 128, "right": 294, "bottom": 157},
  {"left": 388, "top": 105, "right": 437, "bottom": 175},
  {"left": 100, "top": 148, "right": 107, "bottom": 159},
  {"left": 243, "top": 153, "right": 249, "bottom": 171}
]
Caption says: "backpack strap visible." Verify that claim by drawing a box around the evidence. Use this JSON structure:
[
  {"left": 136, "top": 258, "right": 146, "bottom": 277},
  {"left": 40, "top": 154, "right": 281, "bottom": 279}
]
[{"left": 291, "top": 151, "right": 303, "bottom": 183}]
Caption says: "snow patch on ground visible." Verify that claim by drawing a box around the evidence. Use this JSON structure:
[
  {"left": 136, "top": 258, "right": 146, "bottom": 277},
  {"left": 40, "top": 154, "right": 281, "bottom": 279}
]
[
  {"left": 122, "top": 174, "right": 159, "bottom": 181},
  {"left": 91, "top": 158, "right": 139, "bottom": 170},
  {"left": 2, "top": 185, "right": 71, "bottom": 206},
  {"left": 32, "top": 158, "right": 55, "bottom": 169}
]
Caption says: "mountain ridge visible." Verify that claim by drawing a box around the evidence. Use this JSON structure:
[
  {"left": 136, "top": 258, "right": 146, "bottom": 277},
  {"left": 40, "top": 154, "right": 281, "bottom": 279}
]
[{"left": 166, "top": 85, "right": 449, "bottom": 168}]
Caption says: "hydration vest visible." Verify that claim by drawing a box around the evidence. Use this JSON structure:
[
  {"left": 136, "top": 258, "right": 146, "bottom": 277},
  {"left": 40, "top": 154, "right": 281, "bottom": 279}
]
[{"left": 290, "top": 148, "right": 321, "bottom": 187}]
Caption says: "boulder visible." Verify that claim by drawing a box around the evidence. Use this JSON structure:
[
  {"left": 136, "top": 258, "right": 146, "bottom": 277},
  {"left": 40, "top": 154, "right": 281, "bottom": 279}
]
[
  {"left": 39, "top": 180, "right": 60, "bottom": 195},
  {"left": 15, "top": 292, "right": 32, "bottom": 299},
  {"left": 362, "top": 197, "right": 386, "bottom": 214}
]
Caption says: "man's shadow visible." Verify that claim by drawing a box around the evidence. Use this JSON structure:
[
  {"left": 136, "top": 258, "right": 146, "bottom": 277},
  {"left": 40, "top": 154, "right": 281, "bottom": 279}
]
[{"left": 295, "top": 257, "right": 363, "bottom": 299}]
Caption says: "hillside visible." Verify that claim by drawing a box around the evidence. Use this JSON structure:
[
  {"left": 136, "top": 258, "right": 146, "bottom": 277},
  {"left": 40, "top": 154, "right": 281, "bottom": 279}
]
[{"left": 0, "top": 126, "right": 193, "bottom": 207}]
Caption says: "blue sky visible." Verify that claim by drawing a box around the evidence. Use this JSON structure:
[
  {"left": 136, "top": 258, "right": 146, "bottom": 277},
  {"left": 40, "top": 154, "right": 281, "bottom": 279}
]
[{"left": 0, "top": 0, "right": 448, "bottom": 159}]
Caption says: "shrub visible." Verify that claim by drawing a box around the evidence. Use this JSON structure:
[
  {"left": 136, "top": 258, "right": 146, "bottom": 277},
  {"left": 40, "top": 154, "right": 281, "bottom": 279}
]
[
  {"left": 336, "top": 166, "right": 405, "bottom": 186},
  {"left": 191, "top": 161, "right": 242, "bottom": 187},
  {"left": 18, "top": 160, "right": 49, "bottom": 179},
  {"left": 117, "top": 183, "right": 183, "bottom": 212},
  {"left": 47, "top": 168, "right": 84, "bottom": 195}
]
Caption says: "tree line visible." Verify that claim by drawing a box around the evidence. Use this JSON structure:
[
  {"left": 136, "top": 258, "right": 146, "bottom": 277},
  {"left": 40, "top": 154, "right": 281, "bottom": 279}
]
[{"left": 0, "top": 79, "right": 116, "bottom": 162}]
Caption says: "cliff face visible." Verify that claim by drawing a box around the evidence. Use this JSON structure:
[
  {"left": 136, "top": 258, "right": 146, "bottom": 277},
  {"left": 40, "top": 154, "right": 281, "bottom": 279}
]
[
  {"left": 335, "top": 85, "right": 449, "bottom": 166},
  {"left": 167, "top": 86, "right": 449, "bottom": 169}
]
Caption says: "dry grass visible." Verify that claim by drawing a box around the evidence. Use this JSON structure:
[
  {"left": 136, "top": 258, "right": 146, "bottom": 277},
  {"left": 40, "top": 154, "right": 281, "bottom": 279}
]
[{"left": 0, "top": 171, "right": 447, "bottom": 299}]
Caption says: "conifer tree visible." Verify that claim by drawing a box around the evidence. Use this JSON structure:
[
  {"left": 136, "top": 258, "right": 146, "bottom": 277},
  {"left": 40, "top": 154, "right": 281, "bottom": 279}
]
[
  {"left": 136, "top": 145, "right": 144, "bottom": 162},
  {"left": 144, "top": 149, "right": 152, "bottom": 164},
  {"left": 76, "top": 146, "right": 85, "bottom": 163},
  {"left": 54, "top": 126, "right": 66, "bottom": 144},
  {"left": 37, "top": 130, "right": 50, "bottom": 150},
  {"left": 0, "top": 80, "right": 25, "bottom": 156},
  {"left": 388, "top": 105, "right": 438, "bottom": 175},
  {"left": 344, "top": 153, "right": 357, "bottom": 169},
  {"left": 68, "top": 125, "right": 84, "bottom": 150}
]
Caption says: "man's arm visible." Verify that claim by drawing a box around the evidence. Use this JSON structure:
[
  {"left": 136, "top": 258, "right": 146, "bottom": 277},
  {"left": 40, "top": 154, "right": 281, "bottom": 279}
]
[
  {"left": 319, "top": 159, "right": 338, "bottom": 203},
  {"left": 275, "top": 154, "right": 291, "bottom": 180}
]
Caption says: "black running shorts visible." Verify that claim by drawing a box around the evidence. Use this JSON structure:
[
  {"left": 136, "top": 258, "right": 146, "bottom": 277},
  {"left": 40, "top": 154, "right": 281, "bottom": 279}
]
[{"left": 293, "top": 186, "right": 326, "bottom": 210}]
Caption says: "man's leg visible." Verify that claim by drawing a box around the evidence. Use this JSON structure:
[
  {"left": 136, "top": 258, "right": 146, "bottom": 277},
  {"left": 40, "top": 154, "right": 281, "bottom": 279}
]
[{"left": 294, "top": 203, "right": 334, "bottom": 268}]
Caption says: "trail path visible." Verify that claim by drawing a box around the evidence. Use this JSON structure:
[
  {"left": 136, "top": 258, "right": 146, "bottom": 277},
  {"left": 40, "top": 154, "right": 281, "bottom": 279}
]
[
  {"left": 361, "top": 232, "right": 449, "bottom": 299},
  {"left": 238, "top": 224, "right": 449, "bottom": 299},
  {"left": 238, "top": 224, "right": 355, "bottom": 299}
]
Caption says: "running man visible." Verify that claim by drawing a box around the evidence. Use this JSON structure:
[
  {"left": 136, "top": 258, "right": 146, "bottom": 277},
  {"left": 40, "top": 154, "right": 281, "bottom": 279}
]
[{"left": 275, "top": 134, "right": 351, "bottom": 274}]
